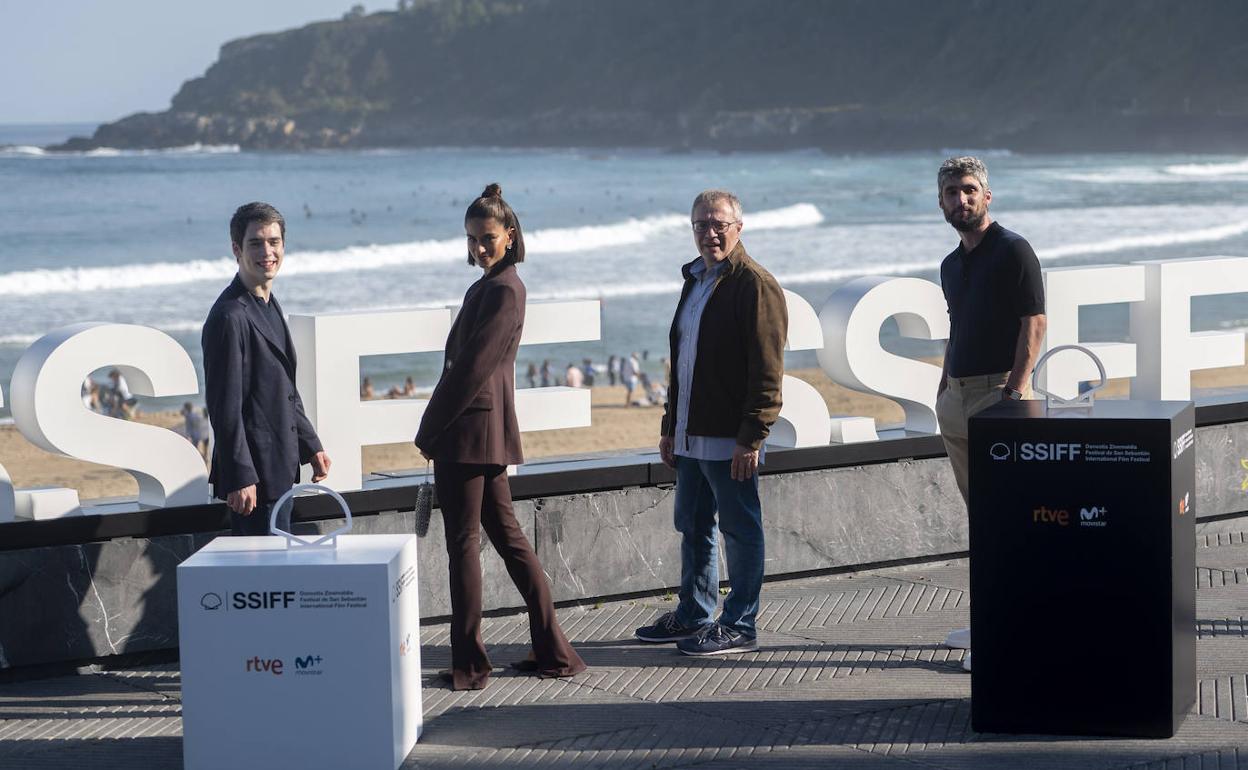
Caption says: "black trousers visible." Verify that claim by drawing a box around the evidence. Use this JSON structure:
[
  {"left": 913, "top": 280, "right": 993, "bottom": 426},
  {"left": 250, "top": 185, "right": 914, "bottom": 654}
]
[{"left": 230, "top": 500, "right": 288, "bottom": 536}]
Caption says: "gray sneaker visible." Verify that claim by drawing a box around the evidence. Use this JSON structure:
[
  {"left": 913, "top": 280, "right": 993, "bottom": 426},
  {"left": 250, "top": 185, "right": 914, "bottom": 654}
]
[
  {"left": 676, "top": 622, "right": 758, "bottom": 656},
  {"left": 634, "top": 611, "right": 706, "bottom": 643}
]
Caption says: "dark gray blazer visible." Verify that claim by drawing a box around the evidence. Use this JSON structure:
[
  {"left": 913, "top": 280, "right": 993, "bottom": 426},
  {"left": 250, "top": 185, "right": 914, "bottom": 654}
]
[{"left": 202, "top": 275, "right": 323, "bottom": 502}]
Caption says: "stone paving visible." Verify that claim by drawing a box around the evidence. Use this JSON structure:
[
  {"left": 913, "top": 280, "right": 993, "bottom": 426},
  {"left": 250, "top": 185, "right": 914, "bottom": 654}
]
[{"left": 2, "top": 521, "right": 1248, "bottom": 768}]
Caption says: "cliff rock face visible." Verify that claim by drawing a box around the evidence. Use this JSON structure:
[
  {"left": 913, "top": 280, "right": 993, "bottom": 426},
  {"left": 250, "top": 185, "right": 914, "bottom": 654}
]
[{"left": 56, "top": 0, "right": 1248, "bottom": 152}]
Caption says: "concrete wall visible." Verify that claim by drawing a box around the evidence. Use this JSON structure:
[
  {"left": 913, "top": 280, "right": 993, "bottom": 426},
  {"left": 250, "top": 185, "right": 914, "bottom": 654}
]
[{"left": 2, "top": 421, "right": 1246, "bottom": 671}]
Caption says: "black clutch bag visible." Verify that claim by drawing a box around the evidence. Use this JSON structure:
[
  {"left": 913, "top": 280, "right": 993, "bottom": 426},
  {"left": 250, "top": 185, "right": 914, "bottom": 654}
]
[{"left": 414, "top": 461, "right": 434, "bottom": 537}]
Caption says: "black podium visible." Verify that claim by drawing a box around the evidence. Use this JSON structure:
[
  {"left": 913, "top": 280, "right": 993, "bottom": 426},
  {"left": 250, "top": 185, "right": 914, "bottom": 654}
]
[{"left": 968, "top": 399, "right": 1195, "bottom": 738}]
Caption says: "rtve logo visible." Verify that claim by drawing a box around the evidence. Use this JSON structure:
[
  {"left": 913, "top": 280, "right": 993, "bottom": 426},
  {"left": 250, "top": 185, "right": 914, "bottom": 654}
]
[
  {"left": 1033, "top": 506, "right": 1070, "bottom": 526},
  {"left": 245, "top": 656, "right": 284, "bottom": 675}
]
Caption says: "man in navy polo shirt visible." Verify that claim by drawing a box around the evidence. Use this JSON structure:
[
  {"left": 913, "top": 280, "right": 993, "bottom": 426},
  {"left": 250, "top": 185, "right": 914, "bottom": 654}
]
[{"left": 934, "top": 157, "right": 1046, "bottom": 670}]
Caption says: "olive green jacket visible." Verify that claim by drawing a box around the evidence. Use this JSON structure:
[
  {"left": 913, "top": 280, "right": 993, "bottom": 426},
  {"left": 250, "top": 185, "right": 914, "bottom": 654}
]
[{"left": 661, "top": 242, "right": 787, "bottom": 451}]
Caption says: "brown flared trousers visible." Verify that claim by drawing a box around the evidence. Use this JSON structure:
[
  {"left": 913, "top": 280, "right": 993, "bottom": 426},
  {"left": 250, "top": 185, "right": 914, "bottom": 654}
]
[{"left": 434, "top": 461, "right": 586, "bottom": 690}]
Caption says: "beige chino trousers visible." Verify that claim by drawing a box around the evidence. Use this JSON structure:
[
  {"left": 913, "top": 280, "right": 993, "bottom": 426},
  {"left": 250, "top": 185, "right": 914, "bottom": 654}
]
[{"left": 935, "top": 372, "right": 1029, "bottom": 505}]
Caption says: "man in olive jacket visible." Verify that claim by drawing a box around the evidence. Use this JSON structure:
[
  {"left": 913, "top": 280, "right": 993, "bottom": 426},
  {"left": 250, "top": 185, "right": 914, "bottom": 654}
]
[{"left": 634, "top": 189, "right": 787, "bottom": 656}]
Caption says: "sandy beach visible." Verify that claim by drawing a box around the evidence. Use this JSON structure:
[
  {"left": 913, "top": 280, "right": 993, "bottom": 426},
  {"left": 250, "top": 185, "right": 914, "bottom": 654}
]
[{"left": 3, "top": 361, "right": 1246, "bottom": 503}]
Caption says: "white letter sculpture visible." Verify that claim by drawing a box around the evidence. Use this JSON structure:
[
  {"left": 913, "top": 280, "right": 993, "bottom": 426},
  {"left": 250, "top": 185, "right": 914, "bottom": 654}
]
[
  {"left": 10, "top": 323, "right": 208, "bottom": 508},
  {"left": 818, "top": 276, "right": 949, "bottom": 434},
  {"left": 0, "top": 385, "right": 12, "bottom": 522},
  {"left": 291, "top": 300, "right": 599, "bottom": 492},
  {"left": 6, "top": 255, "right": 1248, "bottom": 517},
  {"left": 768, "top": 290, "right": 834, "bottom": 448},
  {"left": 1038, "top": 265, "right": 1145, "bottom": 400},
  {"left": 1130, "top": 256, "right": 1248, "bottom": 400},
  {"left": 0, "top": 383, "right": 86, "bottom": 522}
]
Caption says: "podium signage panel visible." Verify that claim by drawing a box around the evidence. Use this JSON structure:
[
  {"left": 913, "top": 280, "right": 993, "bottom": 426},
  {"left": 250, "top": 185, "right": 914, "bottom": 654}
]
[
  {"left": 177, "top": 534, "right": 421, "bottom": 769},
  {"left": 969, "top": 399, "right": 1195, "bottom": 738}
]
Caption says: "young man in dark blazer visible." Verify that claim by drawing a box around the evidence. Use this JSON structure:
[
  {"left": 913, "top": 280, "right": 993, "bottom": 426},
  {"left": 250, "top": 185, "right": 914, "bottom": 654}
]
[{"left": 202, "top": 202, "right": 331, "bottom": 535}]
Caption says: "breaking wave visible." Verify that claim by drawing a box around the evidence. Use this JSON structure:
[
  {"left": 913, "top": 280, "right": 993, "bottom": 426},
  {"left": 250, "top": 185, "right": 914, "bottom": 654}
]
[
  {"left": 1164, "top": 158, "right": 1248, "bottom": 177},
  {"left": 0, "top": 204, "right": 823, "bottom": 297},
  {"left": 0, "top": 143, "right": 241, "bottom": 159}
]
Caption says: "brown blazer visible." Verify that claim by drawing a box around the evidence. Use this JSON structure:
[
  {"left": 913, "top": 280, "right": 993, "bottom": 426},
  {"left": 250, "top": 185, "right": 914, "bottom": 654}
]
[{"left": 415, "top": 263, "right": 525, "bottom": 465}]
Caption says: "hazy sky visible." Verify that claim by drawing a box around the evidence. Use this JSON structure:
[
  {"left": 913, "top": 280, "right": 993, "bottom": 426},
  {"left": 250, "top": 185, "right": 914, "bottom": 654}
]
[{"left": 1, "top": 1, "right": 380, "bottom": 124}]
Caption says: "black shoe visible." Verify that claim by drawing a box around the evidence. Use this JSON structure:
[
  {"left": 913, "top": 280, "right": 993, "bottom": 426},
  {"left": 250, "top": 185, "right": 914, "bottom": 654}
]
[{"left": 634, "top": 611, "right": 706, "bottom": 643}]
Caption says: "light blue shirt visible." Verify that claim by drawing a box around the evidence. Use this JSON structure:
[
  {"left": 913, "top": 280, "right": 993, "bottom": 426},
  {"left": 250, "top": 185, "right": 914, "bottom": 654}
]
[{"left": 674, "top": 258, "right": 764, "bottom": 464}]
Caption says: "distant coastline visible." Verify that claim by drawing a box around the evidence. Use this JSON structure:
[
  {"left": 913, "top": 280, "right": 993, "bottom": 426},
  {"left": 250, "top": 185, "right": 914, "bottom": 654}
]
[
  {"left": 38, "top": 0, "right": 1248, "bottom": 155},
  {"left": 0, "top": 122, "right": 99, "bottom": 149},
  {"left": 45, "top": 113, "right": 1248, "bottom": 157}
]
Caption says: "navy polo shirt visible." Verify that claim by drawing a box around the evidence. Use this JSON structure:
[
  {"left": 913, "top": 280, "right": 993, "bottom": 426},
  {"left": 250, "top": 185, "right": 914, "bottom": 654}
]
[{"left": 940, "top": 221, "right": 1045, "bottom": 378}]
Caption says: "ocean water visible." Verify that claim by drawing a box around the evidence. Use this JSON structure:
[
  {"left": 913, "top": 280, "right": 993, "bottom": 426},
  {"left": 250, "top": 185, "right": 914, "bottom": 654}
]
[{"left": 2, "top": 124, "right": 1248, "bottom": 417}]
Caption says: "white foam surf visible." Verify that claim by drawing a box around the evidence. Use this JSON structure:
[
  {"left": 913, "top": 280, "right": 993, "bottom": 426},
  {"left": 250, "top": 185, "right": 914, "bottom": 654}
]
[
  {"left": 0, "top": 332, "right": 41, "bottom": 346},
  {"left": 0, "top": 145, "right": 47, "bottom": 157},
  {"left": 1164, "top": 158, "right": 1248, "bottom": 177},
  {"left": 1055, "top": 160, "right": 1248, "bottom": 184},
  {"left": 1051, "top": 169, "right": 1174, "bottom": 185},
  {"left": 1039, "top": 220, "right": 1248, "bottom": 260},
  {"left": 938, "top": 148, "right": 1014, "bottom": 158},
  {"left": 0, "top": 319, "right": 214, "bottom": 347},
  {"left": 0, "top": 143, "right": 241, "bottom": 159},
  {"left": 0, "top": 204, "right": 823, "bottom": 297},
  {"left": 156, "top": 143, "right": 242, "bottom": 155}
]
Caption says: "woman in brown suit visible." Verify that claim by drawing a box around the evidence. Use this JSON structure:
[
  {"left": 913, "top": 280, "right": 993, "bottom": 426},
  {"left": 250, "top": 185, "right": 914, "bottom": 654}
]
[{"left": 415, "top": 184, "right": 587, "bottom": 690}]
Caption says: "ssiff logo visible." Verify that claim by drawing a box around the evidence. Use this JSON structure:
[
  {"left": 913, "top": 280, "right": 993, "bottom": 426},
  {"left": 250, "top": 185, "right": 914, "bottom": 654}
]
[
  {"left": 1019, "top": 443, "right": 1081, "bottom": 461},
  {"left": 200, "top": 592, "right": 222, "bottom": 610},
  {"left": 994, "top": 443, "right": 1083, "bottom": 462},
  {"left": 1179, "top": 492, "right": 1191, "bottom": 516},
  {"left": 1173, "top": 429, "right": 1194, "bottom": 460},
  {"left": 232, "top": 591, "right": 296, "bottom": 610},
  {"left": 392, "top": 565, "right": 416, "bottom": 604}
]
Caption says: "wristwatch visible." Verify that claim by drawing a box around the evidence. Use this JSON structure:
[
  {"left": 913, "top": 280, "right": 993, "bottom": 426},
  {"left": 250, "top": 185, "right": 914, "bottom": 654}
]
[{"left": 1002, "top": 387, "right": 1024, "bottom": 401}]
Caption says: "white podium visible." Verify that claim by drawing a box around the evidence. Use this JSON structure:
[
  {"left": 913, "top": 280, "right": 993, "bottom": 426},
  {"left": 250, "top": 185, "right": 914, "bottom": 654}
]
[{"left": 177, "top": 487, "right": 421, "bottom": 770}]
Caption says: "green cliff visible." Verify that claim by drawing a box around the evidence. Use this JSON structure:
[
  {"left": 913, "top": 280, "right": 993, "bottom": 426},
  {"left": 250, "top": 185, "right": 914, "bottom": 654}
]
[{"left": 57, "top": 0, "right": 1248, "bottom": 152}]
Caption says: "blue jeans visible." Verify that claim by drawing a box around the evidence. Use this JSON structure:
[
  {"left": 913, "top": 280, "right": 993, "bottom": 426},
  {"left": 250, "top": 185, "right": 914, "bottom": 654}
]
[{"left": 673, "top": 455, "right": 765, "bottom": 637}]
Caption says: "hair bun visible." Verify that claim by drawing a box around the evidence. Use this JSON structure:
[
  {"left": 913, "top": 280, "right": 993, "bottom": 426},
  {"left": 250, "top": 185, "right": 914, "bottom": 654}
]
[{"left": 482, "top": 183, "right": 503, "bottom": 199}]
